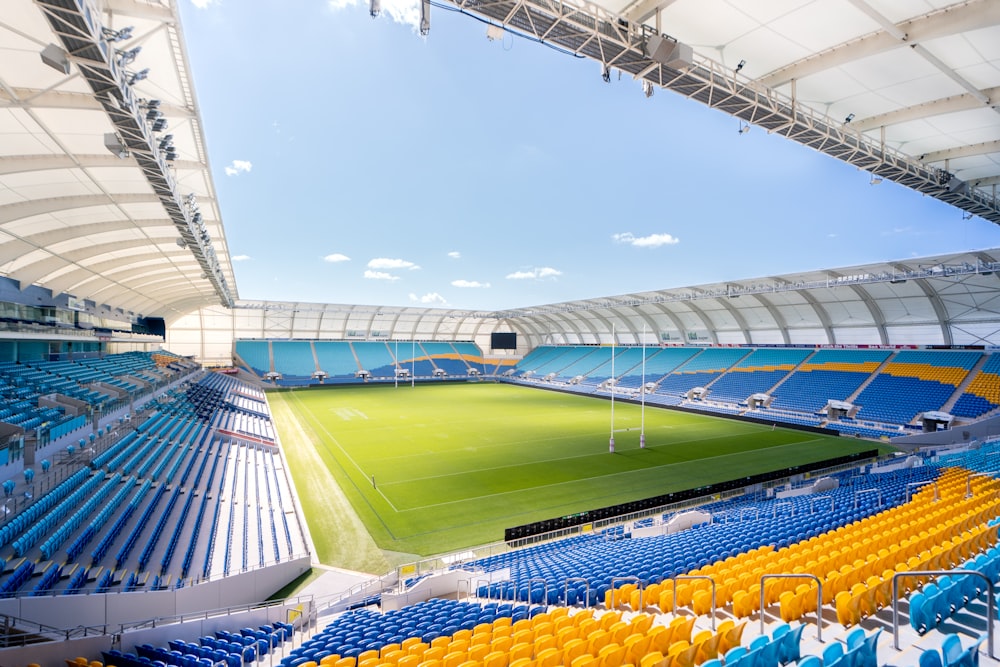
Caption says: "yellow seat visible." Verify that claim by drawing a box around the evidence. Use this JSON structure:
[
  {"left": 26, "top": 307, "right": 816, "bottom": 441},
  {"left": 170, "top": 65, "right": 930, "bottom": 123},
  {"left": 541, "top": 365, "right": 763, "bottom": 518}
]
[
  {"left": 443, "top": 653, "right": 467, "bottom": 667},
  {"left": 490, "top": 636, "right": 512, "bottom": 654},
  {"left": 398, "top": 656, "right": 421, "bottom": 667},
  {"left": 571, "top": 656, "right": 597, "bottom": 667},
  {"left": 598, "top": 644, "right": 627, "bottom": 667},
  {"left": 431, "top": 638, "right": 451, "bottom": 651},
  {"left": 587, "top": 629, "right": 611, "bottom": 655},
  {"left": 474, "top": 623, "right": 494, "bottom": 637},
  {"left": 408, "top": 643, "right": 429, "bottom": 660},
  {"left": 471, "top": 635, "right": 492, "bottom": 648},
  {"left": 624, "top": 634, "right": 651, "bottom": 665},
  {"left": 453, "top": 630, "right": 473, "bottom": 644},
  {"left": 508, "top": 660, "right": 532, "bottom": 667},
  {"left": 717, "top": 621, "right": 745, "bottom": 655},
  {"left": 449, "top": 641, "right": 471, "bottom": 655},
  {"left": 335, "top": 659, "right": 357, "bottom": 667},
  {"left": 424, "top": 647, "right": 447, "bottom": 663},
  {"left": 639, "top": 652, "right": 663, "bottom": 667},
  {"left": 468, "top": 644, "right": 490, "bottom": 663},
  {"left": 492, "top": 626, "right": 512, "bottom": 640},
  {"left": 359, "top": 651, "right": 380, "bottom": 665},
  {"left": 320, "top": 656, "right": 341, "bottom": 666},
  {"left": 417, "top": 661, "right": 442, "bottom": 667},
  {"left": 494, "top": 616, "right": 513, "bottom": 629},
  {"left": 402, "top": 638, "right": 423, "bottom": 652},
  {"left": 358, "top": 658, "right": 379, "bottom": 667},
  {"left": 509, "top": 643, "right": 532, "bottom": 662},
  {"left": 535, "top": 647, "right": 561, "bottom": 667},
  {"left": 563, "top": 638, "right": 588, "bottom": 663},
  {"left": 533, "top": 635, "right": 556, "bottom": 654},
  {"left": 599, "top": 611, "right": 622, "bottom": 631},
  {"left": 629, "top": 615, "right": 653, "bottom": 635},
  {"left": 382, "top": 645, "right": 403, "bottom": 659},
  {"left": 483, "top": 651, "right": 507, "bottom": 667},
  {"left": 557, "top": 627, "right": 580, "bottom": 649}
]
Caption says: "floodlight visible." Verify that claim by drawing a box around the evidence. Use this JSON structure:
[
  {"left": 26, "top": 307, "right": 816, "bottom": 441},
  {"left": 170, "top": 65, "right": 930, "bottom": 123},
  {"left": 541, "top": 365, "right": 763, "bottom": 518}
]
[
  {"left": 869, "top": 175, "right": 883, "bottom": 185},
  {"left": 40, "top": 44, "right": 70, "bottom": 74},
  {"left": 642, "top": 80, "right": 654, "bottom": 98},
  {"left": 117, "top": 46, "right": 142, "bottom": 65},
  {"left": 946, "top": 176, "right": 967, "bottom": 194},
  {"left": 486, "top": 24, "right": 504, "bottom": 41},
  {"left": 738, "top": 122, "right": 750, "bottom": 135},
  {"left": 844, "top": 113, "right": 855, "bottom": 123},
  {"left": 370, "top": 0, "right": 380, "bottom": 17},
  {"left": 736, "top": 59, "right": 746, "bottom": 72},
  {"left": 176, "top": 237, "right": 187, "bottom": 248},
  {"left": 128, "top": 68, "right": 149, "bottom": 85},
  {"left": 102, "top": 26, "right": 134, "bottom": 42}
]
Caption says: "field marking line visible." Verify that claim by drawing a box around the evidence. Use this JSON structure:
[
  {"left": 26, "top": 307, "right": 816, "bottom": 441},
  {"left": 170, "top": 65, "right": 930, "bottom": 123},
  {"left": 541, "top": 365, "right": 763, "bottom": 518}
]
[
  {"left": 394, "top": 439, "right": 832, "bottom": 513},
  {"left": 288, "top": 391, "right": 401, "bottom": 513},
  {"left": 382, "top": 426, "right": 816, "bottom": 488}
]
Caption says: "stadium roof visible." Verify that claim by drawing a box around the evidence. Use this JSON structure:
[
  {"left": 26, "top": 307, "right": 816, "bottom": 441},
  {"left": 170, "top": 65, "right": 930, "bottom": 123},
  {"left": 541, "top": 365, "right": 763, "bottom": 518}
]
[
  {"left": 202, "top": 248, "right": 1000, "bottom": 349},
  {"left": 1, "top": 0, "right": 999, "bottom": 331},
  {"left": 0, "top": 0, "right": 235, "bottom": 320},
  {"left": 437, "top": 0, "right": 1000, "bottom": 224}
]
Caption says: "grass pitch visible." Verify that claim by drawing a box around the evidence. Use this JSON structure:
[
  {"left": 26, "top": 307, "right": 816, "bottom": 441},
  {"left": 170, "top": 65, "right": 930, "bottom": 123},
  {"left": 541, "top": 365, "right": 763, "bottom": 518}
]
[{"left": 272, "top": 382, "right": 889, "bottom": 564}]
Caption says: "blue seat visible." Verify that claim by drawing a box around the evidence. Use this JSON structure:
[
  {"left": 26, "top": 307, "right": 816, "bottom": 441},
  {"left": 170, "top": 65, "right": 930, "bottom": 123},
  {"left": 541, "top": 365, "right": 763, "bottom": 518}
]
[
  {"left": 778, "top": 624, "right": 806, "bottom": 665},
  {"left": 919, "top": 651, "right": 943, "bottom": 667}
]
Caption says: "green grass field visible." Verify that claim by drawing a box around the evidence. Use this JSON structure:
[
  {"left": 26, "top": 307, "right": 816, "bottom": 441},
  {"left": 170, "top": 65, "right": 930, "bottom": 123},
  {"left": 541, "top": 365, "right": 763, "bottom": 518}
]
[{"left": 271, "top": 383, "right": 890, "bottom": 567}]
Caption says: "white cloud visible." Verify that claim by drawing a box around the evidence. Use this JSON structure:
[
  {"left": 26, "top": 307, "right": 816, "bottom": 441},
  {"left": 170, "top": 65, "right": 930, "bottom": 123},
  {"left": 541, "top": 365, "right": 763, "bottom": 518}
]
[
  {"left": 506, "top": 267, "right": 563, "bottom": 280},
  {"left": 448, "top": 251, "right": 461, "bottom": 259},
  {"left": 231, "top": 254, "right": 251, "bottom": 262},
  {"left": 323, "top": 253, "right": 351, "bottom": 263},
  {"left": 612, "top": 232, "right": 680, "bottom": 248},
  {"left": 364, "top": 270, "right": 400, "bottom": 281},
  {"left": 328, "top": 0, "right": 422, "bottom": 30},
  {"left": 368, "top": 257, "right": 420, "bottom": 270},
  {"left": 409, "top": 292, "right": 447, "bottom": 305},
  {"left": 452, "top": 279, "right": 490, "bottom": 288},
  {"left": 224, "top": 159, "right": 252, "bottom": 176}
]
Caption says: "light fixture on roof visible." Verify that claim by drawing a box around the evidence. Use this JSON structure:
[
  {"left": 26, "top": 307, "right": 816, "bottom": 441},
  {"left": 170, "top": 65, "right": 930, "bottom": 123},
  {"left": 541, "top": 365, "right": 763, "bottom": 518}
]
[
  {"left": 844, "top": 113, "right": 855, "bottom": 123},
  {"left": 369, "top": 0, "right": 380, "bottom": 16},
  {"left": 642, "top": 80, "right": 654, "bottom": 98},
  {"left": 962, "top": 211, "right": 974, "bottom": 220},
  {"left": 103, "top": 132, "right": 128, "bottom": 159},
  {"left": 176, "top": 238, "right": 187, "bottom": 248},
  {"left": 127, "top": 68, "right": 149, "bottom": 85},
  {"left": 40, "top": 44, "right": 70, "bottom": 74},
  {"left": 602, "top": 66, "right": 611, "bottom": 83},
  {"left": 738, "top": 121, "right": 750, "bottom": 135},
  {"left": 102, "top": 26, "right": 134, "bottom": 42},
  {"left": 870, "top": 175, "right": 883, "bottom": 185},
  {"left": 735, "top": 59, "right": 746, "bottom": 73},
  {"left": 117, "top": 46, "right": 142, "bottom": 66},
  {"left": 486, "top": 24, "right": 504, "bottom": 41},
  {"left": 151, "top": 118, "right": 168, "bottom": 132}
]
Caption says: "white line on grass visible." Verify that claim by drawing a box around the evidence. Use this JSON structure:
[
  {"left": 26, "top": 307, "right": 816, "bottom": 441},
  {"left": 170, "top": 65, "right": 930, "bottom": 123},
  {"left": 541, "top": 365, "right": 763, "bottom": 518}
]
[
  {"left": 290, "top": 392, "right": 401, "bottom": 513},
  {"left": 394, "top": 438, "right": 831, "bottom": 513}
]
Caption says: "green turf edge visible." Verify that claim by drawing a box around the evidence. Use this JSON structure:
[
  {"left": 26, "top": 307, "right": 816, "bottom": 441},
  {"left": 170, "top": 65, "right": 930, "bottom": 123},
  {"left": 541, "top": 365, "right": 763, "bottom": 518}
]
[
  {"left": 269, "top": 391, "right": 404, "bottom": 574},
  {"left": 272, "top": 383, "right": 898, "bottom": 559}
]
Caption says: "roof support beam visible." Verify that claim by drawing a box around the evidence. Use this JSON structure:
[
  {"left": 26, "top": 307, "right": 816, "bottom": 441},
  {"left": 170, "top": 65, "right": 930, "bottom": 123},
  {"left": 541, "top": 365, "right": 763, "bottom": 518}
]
[
  {"left": 851, "top": 87, "right": 1000, "bottom": 133},
  {"left": 760, "top": 0, "right": 1000, "bottom": 88},
  {"left": 921, "top": 140, "right": 1000, "bottom": 164},
  {"left": 438, "top": 0, "right": 1000, "bottom": 225}
]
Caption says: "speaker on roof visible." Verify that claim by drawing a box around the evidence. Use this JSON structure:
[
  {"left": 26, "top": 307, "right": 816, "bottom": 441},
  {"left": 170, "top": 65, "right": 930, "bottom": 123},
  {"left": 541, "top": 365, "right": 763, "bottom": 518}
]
[{"left": 644, "top": 34, "right": 693, "bottom": 70}]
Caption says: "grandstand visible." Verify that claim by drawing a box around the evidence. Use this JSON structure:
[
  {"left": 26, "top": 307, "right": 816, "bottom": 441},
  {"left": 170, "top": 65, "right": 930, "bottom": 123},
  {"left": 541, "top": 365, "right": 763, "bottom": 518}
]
[{"left": 3, "top": 0, "right": 1000, "bottom": 666}]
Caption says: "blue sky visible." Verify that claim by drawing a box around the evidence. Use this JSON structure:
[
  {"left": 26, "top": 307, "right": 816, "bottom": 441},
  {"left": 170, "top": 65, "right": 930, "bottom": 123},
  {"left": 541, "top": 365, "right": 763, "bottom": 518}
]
[{"left": 179, "top": 0, "right": 1000, "bottom": 311}]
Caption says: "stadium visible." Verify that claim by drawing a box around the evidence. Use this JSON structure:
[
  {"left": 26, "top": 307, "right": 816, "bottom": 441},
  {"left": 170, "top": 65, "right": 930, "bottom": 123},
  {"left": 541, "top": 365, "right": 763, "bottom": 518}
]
[{"left": 1, "top": 0, "right": 1000, "bottom": 666}]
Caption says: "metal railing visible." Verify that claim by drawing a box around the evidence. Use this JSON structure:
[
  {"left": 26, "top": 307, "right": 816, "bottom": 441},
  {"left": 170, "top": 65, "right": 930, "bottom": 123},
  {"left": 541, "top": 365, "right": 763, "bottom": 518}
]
[
  {"left": 891, "top": 570, "right": 994, "bottom": 659},
  {"left": 906, "top": 480, "right": 939, "bottom": 503},
  {"left": 853, "top": 488, "right": 882, "bottom": 509},
  {"left": 673, "top": 575, "right": 716, "bottom": 630},
  {"left": 759, "top": 574, "right": 822, "bottom": 641}
]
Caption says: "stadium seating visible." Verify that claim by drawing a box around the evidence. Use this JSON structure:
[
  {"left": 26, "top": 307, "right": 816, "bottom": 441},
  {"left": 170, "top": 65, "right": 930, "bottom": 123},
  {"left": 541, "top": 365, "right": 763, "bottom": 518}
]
[
  {"left": 852, "top": 350, "right": 981, "bottom": 425},
  {"left": 951, "top": 353, "right": 1000, "bottom": 419},
  {"left": 0, "top": 366, "right": 306, "bottom": 596},
  {"left": 705, "top": 348, "right": 812, "bottom": 403}
]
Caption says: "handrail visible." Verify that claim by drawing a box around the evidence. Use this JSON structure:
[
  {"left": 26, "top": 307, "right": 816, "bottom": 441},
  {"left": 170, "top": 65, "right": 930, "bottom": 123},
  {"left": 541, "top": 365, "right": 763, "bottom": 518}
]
[
  {"left": 673, "top": 575, "right": 716, "bottom": 630},
  {"left": 809, "top": 496, "right": 834, "bottom": 514},
  {"left": 564, "top": 577, "right": 590, "bottom": 608},
  {"left": 759, "top": 574, "right": 822, "bottom": 642},
  {"left": 966, "top": 470, "right": 1000, "bottom": 498},
  {"left": 906, "top": 480, "right": 938, "bottom": 503},
  {"left": 523, "top": 577, "right": 549, "bottom": 606},
  {"left": 853, "top": 488, "right": 881, "bottom": 509},
  {"left": 608, "top": 576, "right": 641, "bottom": 610},
  {"left": 892, "top": 570, "right": 994, "bottom": 659},
  {"left": 773, "top": 501, "right": 794, "bottom": 518}
]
